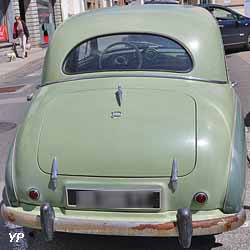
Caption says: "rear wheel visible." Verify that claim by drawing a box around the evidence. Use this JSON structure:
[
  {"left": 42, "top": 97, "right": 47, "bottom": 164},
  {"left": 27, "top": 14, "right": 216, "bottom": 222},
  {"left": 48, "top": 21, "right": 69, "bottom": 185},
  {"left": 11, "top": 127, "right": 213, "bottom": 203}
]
[{"left": 246, "top": 34, "right": 250, "bottom": 50}]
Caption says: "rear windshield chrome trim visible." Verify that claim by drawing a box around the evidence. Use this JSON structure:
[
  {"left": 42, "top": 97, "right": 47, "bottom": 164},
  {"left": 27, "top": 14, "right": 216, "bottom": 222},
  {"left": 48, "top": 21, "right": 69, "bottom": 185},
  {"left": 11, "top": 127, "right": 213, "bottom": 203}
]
[{"left": 41, "top": 73, "right": 227, "bottom": 87}]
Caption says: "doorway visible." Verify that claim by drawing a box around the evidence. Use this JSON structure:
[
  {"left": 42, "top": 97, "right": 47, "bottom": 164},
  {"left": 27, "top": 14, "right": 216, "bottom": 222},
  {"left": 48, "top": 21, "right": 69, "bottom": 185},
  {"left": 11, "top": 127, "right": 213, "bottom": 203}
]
[
  {"left": 0, "top": 0, "right": 9, "bottom": 42},
  {"left": 37, "top": 0, "right": 55, "bottom": 44},
  {"left": 18, "top": 0, "right": 26, "bottom": 21}
]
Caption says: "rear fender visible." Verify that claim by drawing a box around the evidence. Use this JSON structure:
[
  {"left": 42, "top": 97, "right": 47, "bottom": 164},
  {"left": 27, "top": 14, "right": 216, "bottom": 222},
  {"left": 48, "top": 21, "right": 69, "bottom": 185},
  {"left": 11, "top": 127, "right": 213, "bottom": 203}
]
[{"left": 223, "top": 95, "right": 246, "bottom": 213}]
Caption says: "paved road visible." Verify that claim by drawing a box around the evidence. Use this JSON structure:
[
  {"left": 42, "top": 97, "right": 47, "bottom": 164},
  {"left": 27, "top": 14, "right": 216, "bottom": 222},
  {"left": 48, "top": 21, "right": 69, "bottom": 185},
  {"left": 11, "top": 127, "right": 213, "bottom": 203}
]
[{"left": 0, "top": 51, "right": 250, "bottom": 249}]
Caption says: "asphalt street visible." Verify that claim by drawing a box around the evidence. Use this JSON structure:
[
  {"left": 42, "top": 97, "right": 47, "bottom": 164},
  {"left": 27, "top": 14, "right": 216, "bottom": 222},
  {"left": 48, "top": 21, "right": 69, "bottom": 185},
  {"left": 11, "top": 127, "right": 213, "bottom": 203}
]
[{"left": 0, "top": 51, "right": 250, "bottom": 249}]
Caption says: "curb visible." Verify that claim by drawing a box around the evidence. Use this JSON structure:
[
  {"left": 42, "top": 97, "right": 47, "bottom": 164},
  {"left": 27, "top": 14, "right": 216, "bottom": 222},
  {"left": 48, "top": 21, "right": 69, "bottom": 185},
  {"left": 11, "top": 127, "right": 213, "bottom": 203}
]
[{"left": 0, "top": 42, "right": 12, "bottom": 50}]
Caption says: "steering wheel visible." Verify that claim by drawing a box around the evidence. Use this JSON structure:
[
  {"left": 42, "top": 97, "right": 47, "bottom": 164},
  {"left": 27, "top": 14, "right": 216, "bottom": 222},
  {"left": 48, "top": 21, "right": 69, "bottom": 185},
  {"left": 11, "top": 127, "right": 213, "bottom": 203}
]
[{"left": 99, "top": 42, "right": 143, "bottom": 70}]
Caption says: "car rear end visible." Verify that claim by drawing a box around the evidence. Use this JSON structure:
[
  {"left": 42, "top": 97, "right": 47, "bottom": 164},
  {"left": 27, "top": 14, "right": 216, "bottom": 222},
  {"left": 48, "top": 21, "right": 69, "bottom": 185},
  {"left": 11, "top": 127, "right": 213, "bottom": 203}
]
[{"left": 1, "top": 5, "right": 246, "bottom": 249}]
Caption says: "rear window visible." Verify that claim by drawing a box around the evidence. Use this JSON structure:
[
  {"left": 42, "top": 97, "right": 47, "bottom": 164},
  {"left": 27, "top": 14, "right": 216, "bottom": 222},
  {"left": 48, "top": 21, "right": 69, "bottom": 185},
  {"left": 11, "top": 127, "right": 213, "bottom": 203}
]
[{"left": 63, "top": 33, "right": 193, "bottom": 74}]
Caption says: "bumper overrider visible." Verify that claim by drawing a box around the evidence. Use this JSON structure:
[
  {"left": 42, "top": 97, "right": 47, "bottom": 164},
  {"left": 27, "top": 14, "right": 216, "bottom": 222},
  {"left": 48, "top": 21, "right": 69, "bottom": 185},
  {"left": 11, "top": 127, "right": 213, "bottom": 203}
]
[{"left": 1, "top": 203, "right": 246, "bottom": 249}]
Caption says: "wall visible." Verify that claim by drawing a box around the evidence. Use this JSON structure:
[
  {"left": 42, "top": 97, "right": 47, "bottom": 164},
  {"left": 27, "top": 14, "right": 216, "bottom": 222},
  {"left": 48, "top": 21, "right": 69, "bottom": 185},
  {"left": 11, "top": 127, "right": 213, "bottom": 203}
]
[{"left": 215, "top": 0, "right": 244, "bottom": 6}]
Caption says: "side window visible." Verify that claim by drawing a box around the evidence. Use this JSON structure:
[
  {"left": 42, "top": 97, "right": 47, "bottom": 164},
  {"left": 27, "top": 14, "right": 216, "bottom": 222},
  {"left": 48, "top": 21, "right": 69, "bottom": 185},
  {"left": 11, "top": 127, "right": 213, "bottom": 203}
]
[{"left": 212, "top": 8, "right": 235, "bottom": 20}]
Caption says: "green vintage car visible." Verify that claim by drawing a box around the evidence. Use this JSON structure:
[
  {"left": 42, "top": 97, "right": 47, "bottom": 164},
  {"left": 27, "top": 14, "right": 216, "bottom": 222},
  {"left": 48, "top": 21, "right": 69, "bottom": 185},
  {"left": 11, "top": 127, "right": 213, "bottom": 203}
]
[{"left": 1, "top": 5, "right": 247, "bottom": 249}]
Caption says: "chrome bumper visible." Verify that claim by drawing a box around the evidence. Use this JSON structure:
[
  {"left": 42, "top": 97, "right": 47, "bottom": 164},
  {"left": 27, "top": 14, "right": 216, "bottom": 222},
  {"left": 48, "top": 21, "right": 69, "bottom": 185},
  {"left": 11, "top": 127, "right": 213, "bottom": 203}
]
[{"left": 1, "top": 203, "right": 246, "bottom": 248}]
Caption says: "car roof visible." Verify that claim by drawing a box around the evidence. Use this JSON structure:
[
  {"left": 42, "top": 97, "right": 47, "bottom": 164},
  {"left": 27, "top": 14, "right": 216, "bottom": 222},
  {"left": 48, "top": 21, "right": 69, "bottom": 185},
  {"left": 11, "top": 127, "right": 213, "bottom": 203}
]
[{"left": 42, "top": 5, "right": 227, "bottom": 84}]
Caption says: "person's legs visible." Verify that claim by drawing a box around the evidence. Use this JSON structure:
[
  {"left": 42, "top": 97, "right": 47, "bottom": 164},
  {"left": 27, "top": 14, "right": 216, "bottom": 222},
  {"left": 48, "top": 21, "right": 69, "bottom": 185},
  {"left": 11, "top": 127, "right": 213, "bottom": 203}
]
[
  {"left": 20, "top": 34, "right": 27, "bottom": 58},
  {"left": 19, "top": 36, "right": 23, "bottom": 50},
  {"left": 12, "top": 41, "right": 19, "bottom": 58}
]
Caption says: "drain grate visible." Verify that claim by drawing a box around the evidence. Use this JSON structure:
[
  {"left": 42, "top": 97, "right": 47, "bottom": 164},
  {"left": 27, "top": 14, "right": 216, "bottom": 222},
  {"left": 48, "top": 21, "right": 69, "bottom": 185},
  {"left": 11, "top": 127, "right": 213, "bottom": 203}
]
[
  {"left": 0, "top": 122, "right": 17, "bottom": 133},
  {"left": 0, "top": 85, "right": 24, "bottom": 93}
]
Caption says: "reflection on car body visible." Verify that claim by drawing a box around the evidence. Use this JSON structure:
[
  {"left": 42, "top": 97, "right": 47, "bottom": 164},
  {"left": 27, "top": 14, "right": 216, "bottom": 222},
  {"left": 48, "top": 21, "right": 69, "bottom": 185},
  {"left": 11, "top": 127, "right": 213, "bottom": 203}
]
[{"left": 1, "top": 5, "right": 247, "bottom": 249}]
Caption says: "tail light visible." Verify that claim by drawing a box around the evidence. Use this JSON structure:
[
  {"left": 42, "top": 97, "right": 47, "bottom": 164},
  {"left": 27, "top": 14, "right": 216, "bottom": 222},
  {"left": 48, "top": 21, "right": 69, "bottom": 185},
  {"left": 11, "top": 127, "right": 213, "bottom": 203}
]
[
  {"left": 28, "top": 188, "right": 40, "bottom": 200},
  {"left": 193, "top": 192, "right": 208, "bottom": 204}
]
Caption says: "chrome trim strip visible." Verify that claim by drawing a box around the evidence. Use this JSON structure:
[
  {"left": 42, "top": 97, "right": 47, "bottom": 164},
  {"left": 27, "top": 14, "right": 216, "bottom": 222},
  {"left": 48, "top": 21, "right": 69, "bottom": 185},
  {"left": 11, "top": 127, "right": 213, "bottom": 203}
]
[
  {"left": 225, "top": 42, "right": 246, "bottom": 46},
  {"left": 41, "top": 73, "right": 227, "bottom": 87},
  {"left": 11, "top": 136, "right": 18, "bottom": 201},
  {"left": 65, "top": 187, "right": 162, "bottom": 211}
]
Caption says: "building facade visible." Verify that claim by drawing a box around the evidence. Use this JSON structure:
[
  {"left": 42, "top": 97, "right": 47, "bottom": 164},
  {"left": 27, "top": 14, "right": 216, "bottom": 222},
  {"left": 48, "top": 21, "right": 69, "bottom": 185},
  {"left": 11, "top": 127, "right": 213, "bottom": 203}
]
[
  {"left": 1, "top": 0, "right": 248, "bottom": 46},
  {"left": 61, "top": 0, "right": 125, "bottom": 20},
  {"left": 0, "top": 0, "right": 14, "bottom": 42},
  {"left": 0, "top": 0, "right": 63, "bottom": 46}
]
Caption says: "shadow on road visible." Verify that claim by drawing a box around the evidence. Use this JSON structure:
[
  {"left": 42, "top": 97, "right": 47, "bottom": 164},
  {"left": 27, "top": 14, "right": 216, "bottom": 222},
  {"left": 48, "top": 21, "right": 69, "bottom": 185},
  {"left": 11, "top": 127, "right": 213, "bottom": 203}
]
[
  {"left": 244, "top": 205, "right": 250, "bottom": 211},
  {"left": 225, "top": 47, "right": 248, "bottom": 55},
  {"left": 24, "top": 231, "right": 222, "bottom": 250},
  {"left": 245, "top": 112, "right": 250, "bottom": 127}
]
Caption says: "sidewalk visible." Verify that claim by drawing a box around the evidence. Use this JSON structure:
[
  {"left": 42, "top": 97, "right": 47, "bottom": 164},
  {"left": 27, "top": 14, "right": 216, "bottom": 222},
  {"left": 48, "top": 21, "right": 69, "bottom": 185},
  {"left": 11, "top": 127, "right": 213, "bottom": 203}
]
[{"left": 0, "top": 47, "right": 47, "bottom": 79}]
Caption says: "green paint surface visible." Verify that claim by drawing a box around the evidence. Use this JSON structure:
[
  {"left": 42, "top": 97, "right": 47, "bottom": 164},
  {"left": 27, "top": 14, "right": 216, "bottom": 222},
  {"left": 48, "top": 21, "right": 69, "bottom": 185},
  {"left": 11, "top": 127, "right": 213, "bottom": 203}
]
[{"left": 5, "top": 5, "right": 246, "bottom": 219}]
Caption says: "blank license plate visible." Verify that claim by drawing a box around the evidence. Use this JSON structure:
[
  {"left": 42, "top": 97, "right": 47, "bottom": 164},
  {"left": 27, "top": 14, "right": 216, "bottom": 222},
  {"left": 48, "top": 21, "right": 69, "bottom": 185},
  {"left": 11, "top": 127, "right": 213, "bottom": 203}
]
[{"left": 66, "top": 189, "right": 161, "bottom": 210}]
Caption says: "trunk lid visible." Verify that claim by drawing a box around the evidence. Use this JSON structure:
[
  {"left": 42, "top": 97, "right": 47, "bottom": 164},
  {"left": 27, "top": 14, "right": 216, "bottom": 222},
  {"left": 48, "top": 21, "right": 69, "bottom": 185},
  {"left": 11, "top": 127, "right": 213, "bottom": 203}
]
[{"left": 38, "top": 88, "right": 196, "bottom": 177}]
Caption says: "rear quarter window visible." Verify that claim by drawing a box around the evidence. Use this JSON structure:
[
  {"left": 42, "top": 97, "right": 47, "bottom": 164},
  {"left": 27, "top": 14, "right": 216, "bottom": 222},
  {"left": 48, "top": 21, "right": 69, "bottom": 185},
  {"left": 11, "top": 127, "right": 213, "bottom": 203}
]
[{"left": 63, "top": 33, "right": 193, "bottom": 74}]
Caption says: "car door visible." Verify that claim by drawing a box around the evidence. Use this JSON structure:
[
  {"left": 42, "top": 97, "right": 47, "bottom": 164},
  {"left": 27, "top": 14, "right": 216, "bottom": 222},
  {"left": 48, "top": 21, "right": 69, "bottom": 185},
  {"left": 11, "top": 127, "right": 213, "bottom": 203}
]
[
  {"left": 236, "top": 14, "right": 250, "bottom": 44},
  {"left": 211, "top": 7, "right": 242, "bottom": 46}
]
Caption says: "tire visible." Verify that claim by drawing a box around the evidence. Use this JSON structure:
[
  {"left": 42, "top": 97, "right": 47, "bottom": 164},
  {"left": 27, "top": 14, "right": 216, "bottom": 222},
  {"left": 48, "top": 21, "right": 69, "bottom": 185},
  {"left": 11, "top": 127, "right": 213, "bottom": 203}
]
[
  {"left": 247, "top": 153, "right": 250, "bottom": 166},
  {"left": 246, "top": 34, "right": 250, "bottom": 50}
]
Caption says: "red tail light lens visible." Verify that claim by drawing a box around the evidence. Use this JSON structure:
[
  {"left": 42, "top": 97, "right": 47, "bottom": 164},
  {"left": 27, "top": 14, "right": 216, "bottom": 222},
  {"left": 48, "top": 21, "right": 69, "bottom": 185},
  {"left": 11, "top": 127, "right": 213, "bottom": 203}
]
[
  {"left": 28, "top": 189, "right": 40, "bottom": 200},
  {"left": 193, "top": 192, "right": 208, "bottom": 204}
]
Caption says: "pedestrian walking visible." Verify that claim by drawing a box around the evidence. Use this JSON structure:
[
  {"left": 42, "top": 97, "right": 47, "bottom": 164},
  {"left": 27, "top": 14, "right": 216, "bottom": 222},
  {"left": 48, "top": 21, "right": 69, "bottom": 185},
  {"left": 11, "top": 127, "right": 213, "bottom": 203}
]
[{"left": 13, "top": 16, "right": 30, "bottom": 59}]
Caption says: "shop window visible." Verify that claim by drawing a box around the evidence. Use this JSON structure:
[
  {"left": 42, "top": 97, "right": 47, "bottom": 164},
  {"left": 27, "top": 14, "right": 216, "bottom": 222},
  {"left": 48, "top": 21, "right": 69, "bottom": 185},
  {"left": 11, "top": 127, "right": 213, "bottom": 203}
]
[{"left": 0, "top": 1, "right": 8, "bottom": 42}]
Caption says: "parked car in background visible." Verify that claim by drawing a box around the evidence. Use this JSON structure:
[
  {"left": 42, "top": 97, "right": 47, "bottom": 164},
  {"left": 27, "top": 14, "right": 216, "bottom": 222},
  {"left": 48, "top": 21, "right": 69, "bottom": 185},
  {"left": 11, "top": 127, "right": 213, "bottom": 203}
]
[
  {"left": 200, "top": 4, "right": 250, "bottom": 50},
  {"left": 144, "top": 0, "right": 179, "bottom": 4},
  {"left": 1, "top": 5, "right": 246, "bottom": 249}
]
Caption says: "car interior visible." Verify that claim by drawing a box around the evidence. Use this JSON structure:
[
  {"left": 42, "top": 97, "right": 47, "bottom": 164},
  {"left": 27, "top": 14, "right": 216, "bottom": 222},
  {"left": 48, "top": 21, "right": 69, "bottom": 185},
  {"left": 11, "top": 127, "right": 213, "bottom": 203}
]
[{"left": 64, "top": 33, "right": 192, "bottom": 74}]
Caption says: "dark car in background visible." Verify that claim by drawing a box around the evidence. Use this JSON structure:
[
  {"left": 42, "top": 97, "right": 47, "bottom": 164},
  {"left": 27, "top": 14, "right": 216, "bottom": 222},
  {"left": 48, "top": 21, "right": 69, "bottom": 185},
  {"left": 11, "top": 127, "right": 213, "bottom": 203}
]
[
  {"left": 144, "top": 0, "right": 179, "bottom": 4},
  {"left": 200, "top": 4, "right": 250, "bottom": 50}
]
